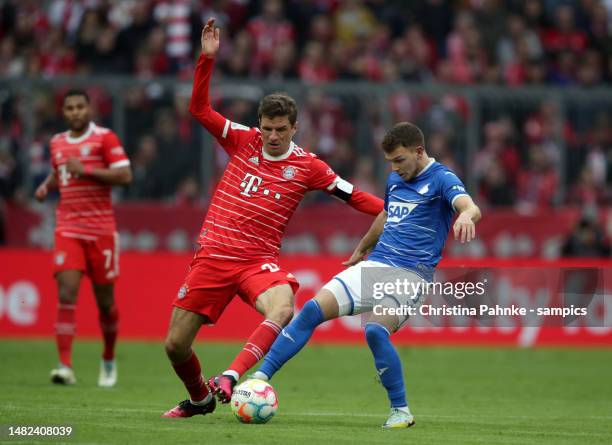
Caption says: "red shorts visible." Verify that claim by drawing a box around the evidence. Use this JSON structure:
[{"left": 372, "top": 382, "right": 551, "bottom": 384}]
[
  {"left": 173, "top": 253, "right": 300, "bottom": 324},
  {"left": 53, "top": 231, "right": 120, "bottom": 285}
]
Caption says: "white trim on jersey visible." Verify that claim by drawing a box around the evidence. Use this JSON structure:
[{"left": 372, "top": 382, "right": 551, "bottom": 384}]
[
  {"left": 415, "top": 157, "right": 436, "bottom": 177},
  {"left": 109, "top": 159, "right": 131, "bottom": 169},
  {"left": 222, "top": 119, "right": 230, "bottom": 138},
  {"left": 59, "top": 231, "right": 99, "bottom": 241},
  {"left": 262, "top": 140, "right": 295, "bottom": 161},
  {"left": 208, "top": 253, "right": 244, "bottom": 260},
  {"left": 66, "top": 122, "right": 95, "bottom": 144}
]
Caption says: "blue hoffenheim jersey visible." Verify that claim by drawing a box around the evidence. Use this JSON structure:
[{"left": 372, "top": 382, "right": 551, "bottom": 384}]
[{"left": 368, "top": 159, "right": 469, "bottom": 280}]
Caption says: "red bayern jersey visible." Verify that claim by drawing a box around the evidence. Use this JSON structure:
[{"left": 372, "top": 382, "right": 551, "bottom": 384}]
[
  {"left": 199, "top": 125, "right": 339, "bottom": 261},
  {"left": 190, "top": 55, "right": 383, "bottom": 261},
  {"left": 50, "top": 122, "right": 130, "bottom": 237}
]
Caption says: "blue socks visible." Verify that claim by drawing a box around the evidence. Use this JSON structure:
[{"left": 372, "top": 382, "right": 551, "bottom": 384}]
[
  {"left": 365, "top": 322, "right": 407, "bottom": 408},
  {"left": 258, "top": 300, "right": 324, "bottom": 379}
]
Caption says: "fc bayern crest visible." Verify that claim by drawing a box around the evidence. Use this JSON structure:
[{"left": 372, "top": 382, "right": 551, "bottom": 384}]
[
  {"left": 177, "top": 285, "right": 189, "bottom": 299},
  {"left": 55, "top": 252, "right": 66, "bottom": 265},
  {"left": 80, "top": 145, "right": 91, "bottom": 156},
  {"left": 282, "top": 166, "right": 296, "bottom": 180}
]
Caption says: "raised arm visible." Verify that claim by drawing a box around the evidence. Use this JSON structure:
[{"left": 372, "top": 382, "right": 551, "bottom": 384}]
[{"left": 189, "top": 18, "right": 227, "bottom": 139}]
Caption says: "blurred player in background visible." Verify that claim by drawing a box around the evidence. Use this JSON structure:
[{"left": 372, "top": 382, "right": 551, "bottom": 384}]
[
  {"left": 35, "top": 90, "right": 132, "bottom": 387},
  {"left": 251, "top": 122, "right": 482, "bottom": 428},
  {"left": 162, "top": 18, "right": 383, "bottom": 418}
]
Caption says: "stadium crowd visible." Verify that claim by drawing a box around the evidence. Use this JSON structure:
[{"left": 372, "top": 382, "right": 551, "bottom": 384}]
[{"left": 0, "top": 0, "right": 610, "bottom": 212}]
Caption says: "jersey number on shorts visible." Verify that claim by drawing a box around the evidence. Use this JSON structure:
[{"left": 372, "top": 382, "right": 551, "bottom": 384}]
[
  {"left": 58, "top": 164, "right": 72, "bottom": 186},
  {"left": 103, "top": 249, "right": 113, "bottom": 270}
]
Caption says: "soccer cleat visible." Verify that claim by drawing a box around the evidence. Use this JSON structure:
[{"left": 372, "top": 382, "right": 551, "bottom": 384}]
[
  {"left": 382, "top": 408, "right": 416, "bottom": 429},
  {"left": 98, "top": 360, "right": 117, "bottom": 388},
  {"left": 207, "top": 374, "right": 236, "bottom": 403},
  {"left": 50, "top": 365, "right": 76, "bottom": 385},
  {"left": 162, "top": 397, "right": 216, "bottom": 418}
]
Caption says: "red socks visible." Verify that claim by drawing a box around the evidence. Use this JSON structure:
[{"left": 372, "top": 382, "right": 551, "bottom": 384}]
[
  {"left": 172, "top": 351, "right": 209, "bottom": 402},
  {"left": 99, "top": 305, "right": 119, "bottom": 361},
  {"left": 55, "top": 303, "right": 76, "bottom": 367},
  {"left": 227, "top": 320, "right": 282, "bottom": 378}
]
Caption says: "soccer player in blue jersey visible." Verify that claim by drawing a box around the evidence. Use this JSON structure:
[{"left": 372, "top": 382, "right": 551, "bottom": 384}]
[{"left": 251, "top": 122, "right": 481, "bottom": 428}]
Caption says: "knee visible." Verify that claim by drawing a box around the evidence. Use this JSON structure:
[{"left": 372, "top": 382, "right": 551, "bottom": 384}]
[
  {"left": 164, "top": 336, "right": 190, "bottom": 363},
  {"left": 96, "top": 297, "right": 115, "bottom": 314},
  {"left": 267, "top": 304, "right": 294, "bottom": 327},
  {"left": 58, "top": 283, "right": 78, "bottom": 304}
]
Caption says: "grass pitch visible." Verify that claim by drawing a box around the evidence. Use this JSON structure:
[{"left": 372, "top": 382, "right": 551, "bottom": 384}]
[{"left": 1, "top": 339, "right": 611, "bottom": 444}]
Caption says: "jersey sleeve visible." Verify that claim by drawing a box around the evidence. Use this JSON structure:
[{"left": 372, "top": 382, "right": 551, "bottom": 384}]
[
  {"left": 189, "top": 55, "right": 257, "bottom": 157},
  {"left": 440, "top": 170, "right": 470, "bottom": 210},
  {"left": 102, "top": 131, "right": 130, "bottom": 168},
  {"left": 306, "top": 156, "right": 338, "bottom": 191}
]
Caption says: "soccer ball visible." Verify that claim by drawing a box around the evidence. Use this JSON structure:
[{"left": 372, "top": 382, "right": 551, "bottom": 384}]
[{"left": 230, "top": 379, "right": 278, "bottom": 424}]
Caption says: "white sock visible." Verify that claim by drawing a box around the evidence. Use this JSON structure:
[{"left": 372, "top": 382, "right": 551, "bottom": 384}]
[
  {"left": 191, "top": 393, "right": 212, "bottom": 405},
  {"left": 222, "top": 370, "right": 239, "bottom": 381},
  {"left": 395, "top": 406, "right": 411, "bottom": 415},
  {"left": 250, "top": 371, "right": 269, "bottom": 381}
]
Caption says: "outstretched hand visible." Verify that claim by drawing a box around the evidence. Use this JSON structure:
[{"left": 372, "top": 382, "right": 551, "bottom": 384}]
[
  {"left": 342, "top": 248, "right": 368, "bottom": 267},
  {"left": 201, "top": 18, "right": 220, "bottom": 57}
]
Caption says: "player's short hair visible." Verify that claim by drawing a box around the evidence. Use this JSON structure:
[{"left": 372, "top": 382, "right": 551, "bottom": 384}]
[
  {"left": 382, "top": 122, "right": 425, "bottom": 153},
  {"left": 63, "top": 89, "right": 90, "bottom": 104},
  {"left": 258, "top": 93, "right": 297, "bottom": 125}
]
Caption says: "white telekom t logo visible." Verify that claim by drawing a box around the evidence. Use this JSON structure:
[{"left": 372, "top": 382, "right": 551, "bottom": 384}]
[{"left": 240, "top": 173, "right": 263, "bottom": 197}]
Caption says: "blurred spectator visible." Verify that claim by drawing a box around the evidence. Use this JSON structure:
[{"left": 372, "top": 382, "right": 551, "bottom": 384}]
[
  {"left": 567, "top": 165, "right": 609, "bottom": 206},
  {"left": 298, "top": 41, "right": 336, "bottom": 83},
  {"left": 0, "top": 136, "right": 22, "bottom": 201},
  {"left": 516, "top": 144, "right": 559, "bottom": 210},
  {"left": 350, "top": 156, "right": 380, "bottom": 196},
  {"left": 247, "top": 0, "right": 295, "bottom": 76},
  {"left": 561, "top": 216, "right": 611, "bottom": 257},
  {"left": 541, "top": 4, "right": 588, "bottom": 54},
  {"left": 334, "top": 0, "right": 379, "bottom": 45},
  {"left": 124, "top": 135, "right": 163, "bottom": 199},
  {"left": 478, "top": 158, "right": 515, "bottom": 207},
  {"left": 0, "top": 0, "right": 611, "bottom": 206},
  {"left": 0, "top": 0, "right": 608, "bottom": 85},
  {"left": 474, "top": 119, "right": 521, "bottom": 187}
]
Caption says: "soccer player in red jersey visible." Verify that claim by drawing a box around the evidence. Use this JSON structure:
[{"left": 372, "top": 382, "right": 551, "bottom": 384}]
[
  {"left": 35, "top": 90, "right": 132, "bottom": 387},
  {"left": 162, "top": 18, "right": 384, "bottom": 418}
]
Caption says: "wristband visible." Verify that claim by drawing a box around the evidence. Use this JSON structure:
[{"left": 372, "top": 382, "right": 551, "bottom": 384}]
[{"left": 83, "top": 164, "right": 94, "bottom": 176}]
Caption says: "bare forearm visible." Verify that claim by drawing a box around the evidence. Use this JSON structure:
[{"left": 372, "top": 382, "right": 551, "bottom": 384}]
[
  {"left": 459, "top": 204, "right": 481, "bottom": 223},
  {"left": 44, "top": 171, "right": 58, "bottom": 189}
]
